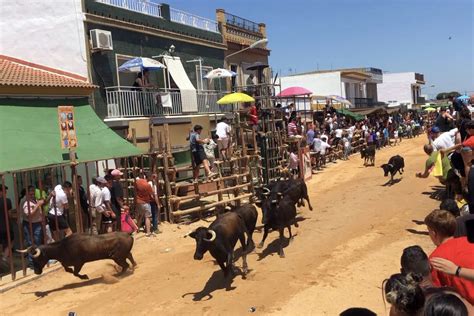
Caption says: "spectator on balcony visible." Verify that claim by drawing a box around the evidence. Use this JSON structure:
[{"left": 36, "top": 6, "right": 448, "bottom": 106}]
[
  {"left": 133, "top": 70, "right": 153, "bottom": 90},
  {"left": 246, "top": 73, "right": 255, "bottom": 95}
]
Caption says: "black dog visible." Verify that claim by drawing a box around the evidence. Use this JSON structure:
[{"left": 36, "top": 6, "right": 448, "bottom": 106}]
[{"left": 381, "top": 155, "right": 405, "bottom": 184}]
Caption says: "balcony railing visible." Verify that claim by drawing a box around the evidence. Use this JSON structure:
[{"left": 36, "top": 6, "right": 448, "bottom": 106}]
[
  {"left": 95, "top": 0, "right": 162, "bottom": 18},
  {"left": 353, "top": 97, "right": 375, "bottom": 108},
  {"left": 105, "top": 87, "right": 232, "bottom": 118},
  {"left": 224, "top": 12, "right": 260, "bottom": 33},
  {"left": 170, "top": 8, "right": 219, "bottom": 33}
]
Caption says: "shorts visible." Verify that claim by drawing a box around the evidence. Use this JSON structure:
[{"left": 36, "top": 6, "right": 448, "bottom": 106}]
[
  {"left": 192, "top": 150, "right": 207, "bottom": 168},
  {"left": 136, "top": 203, "right": 152, "bottom": 218},
  {"left": 47, "top": 214, "right": 69, "bottom": 231},
  {"left": 217, "top": 137, "right": 229, "bottom": 150}
]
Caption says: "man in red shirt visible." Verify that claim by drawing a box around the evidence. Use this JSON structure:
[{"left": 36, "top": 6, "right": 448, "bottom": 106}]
[
  {"left": 135, "top": 177, "right": 154, "bottom": 237},
  {"left": 425, "top": 209, "right": 474, "bottom": 304}
]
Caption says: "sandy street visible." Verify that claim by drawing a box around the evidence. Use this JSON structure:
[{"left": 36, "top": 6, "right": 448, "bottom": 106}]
[{"left": 0, "top": 136, "right": 440, "bottom": 316}]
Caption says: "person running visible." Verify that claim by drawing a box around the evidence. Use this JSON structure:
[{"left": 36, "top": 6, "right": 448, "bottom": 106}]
[{"left": 135, "top": 176, "right": 154, "bottom": 237}]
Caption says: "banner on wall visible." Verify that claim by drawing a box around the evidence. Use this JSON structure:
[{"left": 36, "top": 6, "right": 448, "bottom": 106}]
[{"left": 58, "top": 106, "right": 78, "bottom": 149}]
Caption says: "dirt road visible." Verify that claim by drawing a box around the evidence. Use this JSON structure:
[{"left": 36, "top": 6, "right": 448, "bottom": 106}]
[{"left": 0, "top": 136, "right": 440, "bottom": 315}]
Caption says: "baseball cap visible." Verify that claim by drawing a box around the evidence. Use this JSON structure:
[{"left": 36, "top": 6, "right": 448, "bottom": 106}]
[
  {"left": 430, "top": 126, "right": 440, "bottom": 133},
  {"left": 111, "top": 169, "right": 123, "bottom": 176},
  {"left": 96, "top": 176, "right": 107, "bottom": 184}
]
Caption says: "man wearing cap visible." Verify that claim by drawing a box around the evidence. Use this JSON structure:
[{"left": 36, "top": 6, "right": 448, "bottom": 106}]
[
  {"left": 48, "top": 181, "right": 73, "bottom": 238},
  {"left": 110, "top": 169, "right": 124, "bottom": 231},
  {"left": 430, "top": 126, "right": 458, "bottom": 151},
  {"left": 0, "top": 185, "right": 13, "bottom": 263}
]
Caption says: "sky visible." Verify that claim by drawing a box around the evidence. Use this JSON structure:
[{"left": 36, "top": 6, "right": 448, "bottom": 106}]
[{"left": 163, "top": 0, "right": 473, "bottom": 97}]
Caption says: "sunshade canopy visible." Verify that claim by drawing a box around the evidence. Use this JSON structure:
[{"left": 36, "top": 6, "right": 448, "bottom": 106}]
[
  {"left": 246, "top": 62, "right": 269, "bottom": 70},
  {"left": 277, "top": 87, "right": 313, "bottom": 97},
  {"left": 336, "top": 108, "right": 365, "bottom": 121},
  {"left": 0, "top": 98, "right": 142, "bottom": 173},
  {"left": 204, "top": 68, "right": 237, "bottom": 79},
  {"left": 217, "top": 92, "right": 255, "bottom": 104},
  {"left": 424, "top": 107, "right": 437, "bottom": 112},
  {"left": 118, "top": 57, "right": 166, "bottom": 73}
]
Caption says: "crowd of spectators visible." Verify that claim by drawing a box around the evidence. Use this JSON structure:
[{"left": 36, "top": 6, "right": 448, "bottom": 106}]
[{"left": 383, "top": 98, "right": 474, "bottom": 315}]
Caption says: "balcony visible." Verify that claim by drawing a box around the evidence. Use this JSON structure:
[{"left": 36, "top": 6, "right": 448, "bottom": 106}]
[
  {"left": 353, "top": 98, "right": 375, "bottom": 108},
  {"left": 224, "top": 12, "right": 260, "bottom": 33},
  {"left": 95, "top": 0, "right": 162, "bottom": 18},
  {"left": 416, "top": 96, "right": 426, "bottom": 104},
  {"left": 105, "top": 87, "right": 232, "bottom": 118},
  {"left": 170, "top": 8, "right": 219, "bottom": 33}
]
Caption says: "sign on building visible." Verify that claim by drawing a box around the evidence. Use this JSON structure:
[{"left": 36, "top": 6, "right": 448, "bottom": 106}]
[{"left": 58, "top": 106, "right": 78, "bottom": 149}]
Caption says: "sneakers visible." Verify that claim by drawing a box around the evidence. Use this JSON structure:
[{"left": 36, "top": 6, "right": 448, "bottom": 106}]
[
  {"left": 207, "top": 172, "right": 218, "bottom": 179},
  {"left": 145, "top": 232, "right": 157, "bottom": 237}
]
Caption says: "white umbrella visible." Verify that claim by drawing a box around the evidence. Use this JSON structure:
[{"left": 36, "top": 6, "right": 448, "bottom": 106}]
[
  {"left": 118, "top": 57, "right": 166, "bottom": 73},
  {"left": 204, "top": 68, "right": 237, "bottom": 79}
]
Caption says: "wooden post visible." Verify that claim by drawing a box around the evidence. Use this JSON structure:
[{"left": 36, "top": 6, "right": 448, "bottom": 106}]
[
  {"left": 162, "top": 152, "right": 173, "bottom": 223},
  {"left": 132, "top": 128, "right": 137, "bottom": 147},
  {"left": 70, "top": 150, "right": 83, "bottom": 233},
  {"left": 12, "top": 173, "right": 26, "bottom": 276},
  {"left": 148, "top": 118, "right": 154, "bottom": 153},
  {"left": 1, "top": 175, "right": 15, "bottom": 280},
  {"left": 163, "top": 123, "right": 172, "bottom": 154}
]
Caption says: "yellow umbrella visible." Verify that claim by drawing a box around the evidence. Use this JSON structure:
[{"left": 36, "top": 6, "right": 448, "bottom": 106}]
[
  {"left": 424, "top": 107, "right": 436, "bottom": 112},
  {"left": 217, "top": 92, "right": 255, "bottom": 105}
]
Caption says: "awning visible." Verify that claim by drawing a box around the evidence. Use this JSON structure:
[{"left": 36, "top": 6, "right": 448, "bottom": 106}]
[
  {"left": 351, "top": 106, "right": 387, "bottom": 116},
  {"left": 162, "top": 55, "right": 198, "bottom": 113},
  {"left": 0, "top": 98, "right": 142, "bottom": 173},
  {"left": 336, "top": 108, "right": 365, "bottom": 121}
]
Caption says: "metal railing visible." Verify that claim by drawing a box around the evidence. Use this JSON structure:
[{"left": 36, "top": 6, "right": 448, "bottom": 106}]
[
  {"left": 170, "top": 8, "right": 219, "bottom": 33},
  {"left": 95, "top": 0, "right": 162, "bottom": 18},
  {"left": 353, "top": 98, "right": 375, "bottom": 108},
  {"left": 105, "top": 87, "right": 231, "bottom": 118},
  {"left": 224, "top": 12, "right": 260, "bottom": 33}
]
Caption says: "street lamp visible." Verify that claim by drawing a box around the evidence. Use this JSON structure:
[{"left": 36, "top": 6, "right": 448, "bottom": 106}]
[{"left": 225, "top": 38, "right": 268, "bottom": 60}]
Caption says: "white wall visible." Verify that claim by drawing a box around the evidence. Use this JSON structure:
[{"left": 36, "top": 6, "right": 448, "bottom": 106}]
[
  {"left": 280, "top": 72, "right": 342, "bottom": 97},
  {"left": 0, "top": 0, "right": 88, "bottom": 78},
  {"left": 378, "top": 72, "right": 418, "bottom": 106}
]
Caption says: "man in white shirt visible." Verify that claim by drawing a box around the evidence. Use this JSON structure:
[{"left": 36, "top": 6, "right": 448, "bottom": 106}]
[
  {"left": 215, "top": 118, "right": 231, "bottom": 160},
  {"left": 89, "top": 177, "right": 103, "bottom": 235},
  {"left": 432, "top": 127, "right": 458, "bottom": 150},
  {"left": 48, "top": 182, "right": 73, "bottom": 237},
  {"left": 100, "top": 175, "right": 116, "bottom": 233}
]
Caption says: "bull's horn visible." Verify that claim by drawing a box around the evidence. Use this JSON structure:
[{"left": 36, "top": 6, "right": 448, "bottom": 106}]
[
  {"left": 183, "top": 230, "right": 194, "bottom": 238},
  {"left": 224, "top": 206, "right": 232, "bottom": 211},
  {"left": 262, "top": 187, "right": 271, "bottom": 193},
  {"left": 277, "top": 192, "right": 283, "bottom": 196},
  {"left": 262, "top": 192, "right": 270, "bottom": 196},
  {"left": 32, "top": 248, "right": 41, "bottom": 258},
  {"left": 16, "top": 246, "right": 32, "bottom": 253},
  {"left": 271, "top": 200, "right": 278, "bottom": 204},
  {"left": 204, "top": 230, "right": 216, "bottom": 242}
]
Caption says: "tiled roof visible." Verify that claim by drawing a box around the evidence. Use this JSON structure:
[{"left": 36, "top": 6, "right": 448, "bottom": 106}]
[{"left": 0, "top": 55, "right": 97, "bottom": 89}]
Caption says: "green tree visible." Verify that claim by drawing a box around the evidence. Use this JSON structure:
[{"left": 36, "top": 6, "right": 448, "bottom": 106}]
[{"left": 436, "top": 91, "right": 461, "bottom": 100}]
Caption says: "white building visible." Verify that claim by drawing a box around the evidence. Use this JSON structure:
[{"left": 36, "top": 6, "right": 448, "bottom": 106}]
[
  {"left": 280, "top": 68, "right": 383, "bottom": 108},
  {"left": 0, "top": 0, "right": 89, "bottom": 78},
  {"left": 378, "top": 72, "right": 426, "bottom": 109}
]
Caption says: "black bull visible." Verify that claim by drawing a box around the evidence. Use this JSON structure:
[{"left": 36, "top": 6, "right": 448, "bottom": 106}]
[
  {"left": 186, "top": 212, "right": 249, "bottom": 277},
  {"left": 18, "top": 232, "right": 136, "bottom": 279}
]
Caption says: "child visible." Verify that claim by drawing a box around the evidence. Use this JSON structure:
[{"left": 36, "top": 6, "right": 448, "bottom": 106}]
[
  {"left": 342, "top": 135, "right": 351, "bottom": 160},
  {"left": 289, "top": 150, "right": 299, "bottom": 178},
  {"left": 393, "top": 129, "right": 399, "bottom": 146},
  {"left": 121, "top": 206, "right": 138, "bottom": 235},
  {"left": 204, "top": 134, "right": 218, "bottom": 172}
]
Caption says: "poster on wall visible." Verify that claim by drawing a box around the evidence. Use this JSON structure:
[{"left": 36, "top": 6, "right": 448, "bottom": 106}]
[{"left": 58, "top": 106, "right": 78, "bottom": 149}]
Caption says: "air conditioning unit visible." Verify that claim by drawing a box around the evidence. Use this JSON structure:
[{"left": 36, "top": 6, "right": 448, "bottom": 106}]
[{"left": 90, "top": 29, "right": 113, "bottom": 51}]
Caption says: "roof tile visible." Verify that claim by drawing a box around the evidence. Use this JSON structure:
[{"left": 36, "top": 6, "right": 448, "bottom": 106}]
[{"left": 0, "top": 55, "right": 97, "bottom": 89}]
